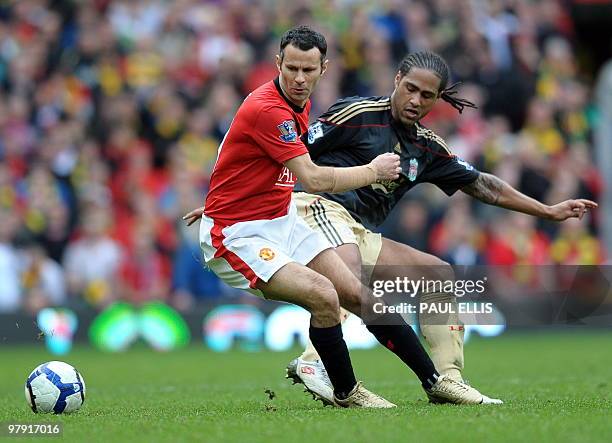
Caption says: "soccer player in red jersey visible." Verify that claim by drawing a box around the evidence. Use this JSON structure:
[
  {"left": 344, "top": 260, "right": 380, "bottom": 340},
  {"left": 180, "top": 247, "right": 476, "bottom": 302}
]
[{"left": 199, "top": 26, "right": 402, "bottom": 407}]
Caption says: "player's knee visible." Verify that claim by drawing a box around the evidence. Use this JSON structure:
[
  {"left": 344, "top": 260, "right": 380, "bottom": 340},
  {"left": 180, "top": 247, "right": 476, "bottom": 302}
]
[
  {"left": 337, "top": 276, "right": 364, "bottom": 313},
  {"left": 308, "top": 274, "right": 340, "bottom": 316},
  {"left": 317, "top": 289, "right": 340, "bottom": 317},
  {"left": 423, "top": 256, "right": 455, "bottom": 282}
]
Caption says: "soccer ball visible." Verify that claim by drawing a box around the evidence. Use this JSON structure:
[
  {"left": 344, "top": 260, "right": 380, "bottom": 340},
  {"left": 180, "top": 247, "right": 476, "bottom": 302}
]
[{"left": 25, "top": 361, "right": 86, "bottom": 414}]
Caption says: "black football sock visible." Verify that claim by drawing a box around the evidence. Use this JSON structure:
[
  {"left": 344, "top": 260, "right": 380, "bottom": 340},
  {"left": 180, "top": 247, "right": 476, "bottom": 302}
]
[
  {"left": 366, "top": 313, "right": 439, "bottom": 389},
  {"left": 309, "top": 323, "right": 357, "bottom": 399}
]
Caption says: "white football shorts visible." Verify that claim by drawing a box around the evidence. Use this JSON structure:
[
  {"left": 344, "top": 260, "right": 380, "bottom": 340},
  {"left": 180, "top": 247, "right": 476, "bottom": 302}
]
[{"left": 199, "top": 203, "right": 333, "bottom": 296}]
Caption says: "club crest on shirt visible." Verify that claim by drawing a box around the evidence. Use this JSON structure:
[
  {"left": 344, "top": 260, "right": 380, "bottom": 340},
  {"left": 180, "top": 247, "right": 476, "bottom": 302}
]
[
  {"left": 408, "top": 158, "right": 419, "bottom": 181},
  {"left": 259, "top": 247, "right": 276, "bottom": 261},
  {"left": 277, "top": 120, "right": 297, "bottom": 143}
]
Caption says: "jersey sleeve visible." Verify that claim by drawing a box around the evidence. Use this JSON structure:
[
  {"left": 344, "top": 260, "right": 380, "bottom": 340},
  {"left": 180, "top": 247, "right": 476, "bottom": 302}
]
[
  {"left": 300, "top": 101, "right": 358, "bottom": 160},
  {"left": 422, "top": 154, "right": 480, "bottom": 196},
  {"left": 250, "top": 106, "right": 309, "bottom": 163},
  {"left": 300, "top": 119, "right": 357, "bottom": 160}
]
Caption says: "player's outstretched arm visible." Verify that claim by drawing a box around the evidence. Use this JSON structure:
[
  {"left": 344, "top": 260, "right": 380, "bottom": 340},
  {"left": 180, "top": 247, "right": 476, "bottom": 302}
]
[
  {"left": 285, "top": 152, "right": 401, "bottom": 194},
  {"left": 461, "top": 172, "right": 598, "bottom": 221}
]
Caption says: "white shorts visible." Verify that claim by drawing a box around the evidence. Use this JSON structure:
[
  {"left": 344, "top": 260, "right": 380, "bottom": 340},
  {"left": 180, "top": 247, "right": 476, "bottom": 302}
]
[{"left": 199, "top": 203, "right": 333, "bottom": 296}]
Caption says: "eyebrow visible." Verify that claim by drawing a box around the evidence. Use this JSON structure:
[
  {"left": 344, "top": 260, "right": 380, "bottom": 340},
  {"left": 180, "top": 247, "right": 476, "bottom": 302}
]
[
  {"left": 405, "top": 80, "right": 437, "bottom": 96},
  {"left": 285, "top": 63, "right": 318, "bottom": 69}
]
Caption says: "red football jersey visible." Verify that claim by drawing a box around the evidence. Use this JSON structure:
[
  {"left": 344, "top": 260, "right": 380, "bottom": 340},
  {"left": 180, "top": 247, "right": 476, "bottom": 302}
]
[{"left": 204, "top": 79, "right": 310, "bottom": 225}]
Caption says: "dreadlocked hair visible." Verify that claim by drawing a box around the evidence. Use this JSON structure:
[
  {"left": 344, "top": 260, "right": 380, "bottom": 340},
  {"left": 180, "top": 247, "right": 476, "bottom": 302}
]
[{"left": 398, "top": 51, "right": 477, "bottom": 114}]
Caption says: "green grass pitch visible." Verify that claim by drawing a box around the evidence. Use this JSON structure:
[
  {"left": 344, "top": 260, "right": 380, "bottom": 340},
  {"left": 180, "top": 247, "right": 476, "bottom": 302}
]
[{"left": 1, "top": 332, "right": 611, "bottom": 443}]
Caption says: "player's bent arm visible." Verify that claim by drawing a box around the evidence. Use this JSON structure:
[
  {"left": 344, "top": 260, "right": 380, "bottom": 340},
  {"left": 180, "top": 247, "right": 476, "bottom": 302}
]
[
  {"left": 285, "top": 152, "right": 401, "bottom": 194},
  {"left": 461, "top": 173, "right": 598, "bottom": 222}
]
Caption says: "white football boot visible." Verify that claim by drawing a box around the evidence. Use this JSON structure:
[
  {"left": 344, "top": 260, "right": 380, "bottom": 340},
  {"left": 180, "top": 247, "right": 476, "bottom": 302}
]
[
  {"left": 286, "top": 358, "right": 335, "bottom": 406},
  {"left": 286, "top": 358, "right": 396, "bottom": 408},
  {"left": 442, "top": 373, "right": 503, "bottom": 405},
  {"left": 333, "top": 381, "right": 397, "bottom": 408},
  {"left": 426, "top": 374, "right": 503, "bottom": 405}
]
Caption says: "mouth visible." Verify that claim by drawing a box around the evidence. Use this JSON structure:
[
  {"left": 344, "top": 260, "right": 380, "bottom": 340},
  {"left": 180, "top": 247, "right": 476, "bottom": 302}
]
[
  {"left": 291, "top": 87, "right": 306, "bottom": 95},
  {"left": 403, "top": 108, "right": 419, "bottom": 119}
]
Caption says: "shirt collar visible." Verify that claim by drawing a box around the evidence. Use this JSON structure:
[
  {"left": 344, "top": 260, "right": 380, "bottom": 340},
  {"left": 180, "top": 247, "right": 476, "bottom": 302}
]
[
  {"left": 274, "top": 77, "right": 306, "bottom": 114},
  {"left": 389, "top": 108, "right": 418, "bottom": 140}
]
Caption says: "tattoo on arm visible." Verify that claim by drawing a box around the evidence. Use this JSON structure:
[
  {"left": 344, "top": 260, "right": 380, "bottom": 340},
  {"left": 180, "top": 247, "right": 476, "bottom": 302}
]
[{"left": 461, "top": 173, "right": 505, "bottom": 205}]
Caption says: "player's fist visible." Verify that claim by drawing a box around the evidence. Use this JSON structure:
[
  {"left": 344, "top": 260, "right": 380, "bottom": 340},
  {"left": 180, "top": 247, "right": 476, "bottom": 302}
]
[
  {"left": 547, "top": 199, "right": 598, "bottom": 221},
  {"left": 370, "top": 153, "right": 401, "bottom": 181}
]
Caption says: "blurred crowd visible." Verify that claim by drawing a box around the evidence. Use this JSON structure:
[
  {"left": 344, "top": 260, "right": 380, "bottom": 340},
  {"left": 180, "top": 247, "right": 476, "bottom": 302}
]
[{"left": 0, "top": 0, "right": 606, "bottom": 314}]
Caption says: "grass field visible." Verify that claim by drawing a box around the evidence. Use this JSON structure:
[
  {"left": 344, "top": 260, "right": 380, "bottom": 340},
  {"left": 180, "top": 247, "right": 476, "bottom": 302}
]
[{"left": 1, "top": 332, "right": 611, "bottom": 443}]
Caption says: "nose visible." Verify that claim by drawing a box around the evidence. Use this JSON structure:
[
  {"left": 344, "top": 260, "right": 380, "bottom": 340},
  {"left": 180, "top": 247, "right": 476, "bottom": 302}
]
[
  {"left": 408, "top": 94, "right": 421, "bottom": 108},
  {"left": 295, "top": 70, "right": 305, "bottom": 85}
]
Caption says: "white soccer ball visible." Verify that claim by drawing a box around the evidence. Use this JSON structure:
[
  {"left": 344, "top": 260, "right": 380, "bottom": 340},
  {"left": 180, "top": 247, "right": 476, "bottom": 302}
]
[{"left": 25, "top": 361, "right": 86, "bottom": 414}]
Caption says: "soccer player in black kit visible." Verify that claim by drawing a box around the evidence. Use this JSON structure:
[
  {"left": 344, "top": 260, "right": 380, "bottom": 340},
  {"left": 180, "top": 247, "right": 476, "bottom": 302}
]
[
  {"left": 184, "top": 51, "right": 596, "bottom": 406},
  {"left": 286, "top": 51, "right": 595, "bottom": 406}
]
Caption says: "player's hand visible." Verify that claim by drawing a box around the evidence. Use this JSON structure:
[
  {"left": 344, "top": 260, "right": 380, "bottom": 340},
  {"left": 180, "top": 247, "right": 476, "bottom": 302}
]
[
  {"left": 547, "top": 199, "right": 598, "bottom": 221},
  {"left": 370, "top": 153, "right": 401, "bottom": 181},
  {"left": 182, "top": 206, "right": 205, "bottom": 226}
]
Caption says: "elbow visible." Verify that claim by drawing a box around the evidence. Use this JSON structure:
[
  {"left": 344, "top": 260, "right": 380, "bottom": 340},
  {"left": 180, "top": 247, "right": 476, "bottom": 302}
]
[
  {"left": 301, "top": 181, "right": 317, "bottom": 193},
  {"left": 301, "top": 178, "right": 326, "bottom": 194},
  {"left": 300, "top": 171, "right": 331, "bottom": 193}
]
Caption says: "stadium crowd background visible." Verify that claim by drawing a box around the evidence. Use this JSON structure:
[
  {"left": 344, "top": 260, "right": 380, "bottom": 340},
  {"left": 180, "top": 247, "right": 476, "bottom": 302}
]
[{"left": 0, "top": 0, "right": 607, "bottom": 314}]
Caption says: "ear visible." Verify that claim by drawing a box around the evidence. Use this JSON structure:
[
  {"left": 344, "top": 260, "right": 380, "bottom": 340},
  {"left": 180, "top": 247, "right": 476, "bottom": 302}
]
[
  {"left": 275, "top": 54, "right": 282, "bottom": 73},
  {"left": 436, "top": 79, "right": 443, "bottom": 99},
  {"left": 321, "top": 58, "right": 329, "bottom": 76},
  {"left": 394, "top": 72, "right": 402, "bottom": 89}
]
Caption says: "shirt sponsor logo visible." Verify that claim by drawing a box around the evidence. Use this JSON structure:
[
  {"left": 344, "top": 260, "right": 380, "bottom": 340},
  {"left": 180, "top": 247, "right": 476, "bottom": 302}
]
[
  {"left": 371, "top": 176, "right": 404, "bottom": 194},
  {"left": 307, "top": 121, "right": 323, "bottom": 144},
  {"left": 276, "top": 166, "right": 297, "bottom": 187},
  {"left": 259, "top": 248, "right": 276, "bottom": 261},
  {"left": 408, "top": 158, "right": 419, "bottom": 181},
  {"left": 277, "top": 120, "right": 297, "bottom": 143}
]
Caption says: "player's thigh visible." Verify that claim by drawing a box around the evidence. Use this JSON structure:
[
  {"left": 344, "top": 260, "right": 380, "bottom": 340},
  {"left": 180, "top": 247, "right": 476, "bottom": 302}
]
[
  {"left": 294, "top": 192, "right": 358, "bottom": 250},
  {"left": 307, "top": 247, "right": 364, "bottom": 312},
  {"left": 335, "top": 243, "right": 363, "bottom": 279},
  {"left": 373, "top": 237, "right": 453, "bottom": 281},
  {"left": 294, "top": 193, "right": 365, "bottom": 279},
  {"left": 255, "top": 261, "right": 338, "bottom": 313}
]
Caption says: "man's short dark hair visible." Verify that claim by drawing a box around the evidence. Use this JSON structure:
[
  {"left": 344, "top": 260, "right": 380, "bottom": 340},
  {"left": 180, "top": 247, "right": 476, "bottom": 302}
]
[{"left": 279, "top": 25, "right": 327, "bottom": 64}]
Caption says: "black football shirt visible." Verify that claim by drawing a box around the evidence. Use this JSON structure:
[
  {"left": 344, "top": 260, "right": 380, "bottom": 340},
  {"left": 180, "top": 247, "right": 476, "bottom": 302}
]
[{"left": 298, "top": 96, "right": 480, "bottom": 227}]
